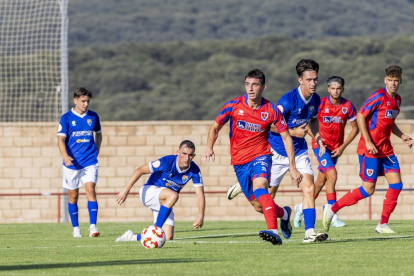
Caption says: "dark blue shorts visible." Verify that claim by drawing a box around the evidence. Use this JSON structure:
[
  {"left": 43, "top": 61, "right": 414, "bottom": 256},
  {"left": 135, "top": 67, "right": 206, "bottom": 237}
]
[
  {"left": 234, "top": 155, "right": 272, "bottom": 201},
  {"left": 359, "top": 154, "right": 400, "bottom": 183}
]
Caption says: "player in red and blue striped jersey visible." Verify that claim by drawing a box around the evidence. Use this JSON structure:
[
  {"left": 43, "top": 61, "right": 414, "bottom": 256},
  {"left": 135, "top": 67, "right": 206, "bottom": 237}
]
[
  {"left": 323, "top": 65, "right": 413, "bottom": 234},
  {"left": 202, "top": 69, "right": 302, "bottom": 245},
  {"left": 298, "top": 76, "right": 359, "bottom": 228}
]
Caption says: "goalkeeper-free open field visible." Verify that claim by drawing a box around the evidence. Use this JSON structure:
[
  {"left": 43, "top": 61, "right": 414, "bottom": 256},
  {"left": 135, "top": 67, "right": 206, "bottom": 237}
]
[{"left": 1, "top": 220, "right": 413, "bottom": 275}]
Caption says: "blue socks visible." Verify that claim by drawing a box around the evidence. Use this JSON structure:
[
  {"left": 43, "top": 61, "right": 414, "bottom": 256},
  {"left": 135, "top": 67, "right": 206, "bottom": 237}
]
[
  {"left": 68, "top": 202, "right": 79, "bottom": 227},
  {"left": 137, "top": 234, "right": 141, "bottom": 241},
  {"left": 303, "top": 208, "right": 316, "bottom": 231},
  {"left": 88, "top": 201, "right": 98, "bottom": 225},
  {"left": 155, "top": 205, "right": 172, "bottom": 228}
]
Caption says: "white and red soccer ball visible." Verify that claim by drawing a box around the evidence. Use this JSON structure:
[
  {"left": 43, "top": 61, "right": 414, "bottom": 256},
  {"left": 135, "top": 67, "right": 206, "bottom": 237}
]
[{"left": 140, "top": 226, "right": 166, "bottom": 249}]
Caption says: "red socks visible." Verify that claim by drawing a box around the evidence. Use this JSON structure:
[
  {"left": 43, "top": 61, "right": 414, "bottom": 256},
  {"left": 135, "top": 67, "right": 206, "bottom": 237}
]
[
  {"left": 332, "top": 188, "right": 365, "bottom": 213},
  {"left": 257, "top": 193, "right": 284, "bottom": 229},
  {"left": 380, "top": 188, "right": 401, "bottom": 224}
]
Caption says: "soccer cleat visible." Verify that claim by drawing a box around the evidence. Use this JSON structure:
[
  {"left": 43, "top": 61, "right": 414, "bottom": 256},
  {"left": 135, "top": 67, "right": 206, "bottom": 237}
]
[
  {"left": 375, "top": 223, "right": 396, "bottom": 234},
  {"left": 227, "top": 182, "right": 243, "bottom": 200},
  {"left": 259, "top": 230, "right": 282, "bottom": 245},
  {"left": 280, "top": 206, "right": 292, "bottom": 239},
  {"left": 73, "top": 228, "right": 82, "bottom": 238},
  {"left": 293, "top": 203, "right": 302, "bottom": 228},
  {"left": 331, "top": 214, "right": 346, "bottom": 228},
  {"left": 89, "top": 225, "right": 100, "bottom": 237},
  {"left": 322, "top": 204, "right": 335, "bottom": 232},
  {"left": 303, "top": 232, "right": 328, "bottom": 243},
  {"left": 115, "top": 230, "right": 135, "bottom": 242}
]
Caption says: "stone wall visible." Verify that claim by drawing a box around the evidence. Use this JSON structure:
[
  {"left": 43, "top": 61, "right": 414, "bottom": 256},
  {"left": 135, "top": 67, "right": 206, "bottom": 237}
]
[{"left": 1, "top": 120, "right": 414, "bottom": 224}]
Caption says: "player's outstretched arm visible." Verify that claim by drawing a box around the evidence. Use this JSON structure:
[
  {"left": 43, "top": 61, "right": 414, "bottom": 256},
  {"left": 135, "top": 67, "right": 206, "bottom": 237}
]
[
  {"left": 115, "top": 164, "right": 151, "bottom": 205},
  {"left": 393, "top": 123, "right": 413, "bottom": 148},
  {"left": 309, "top": 118, "right": 326, "bottom": 157},
  {"left": 280, "top": 131, "right": 303, "bottom": 187},
  {"left": 95, "top": 132, "right": 102, "bottom": 156},
  {"left": 357, "top": 112, "right": 378, "bottom": 154},
  {"left": 193, "top": 186, "right": 205, "bottom": 229},
  {"left": 57, "top": 136, "right": 73, "bottom": 167},
  {"left": 332, "top": 120, "right": 359, "bottom": 157},
  {"left": 202, "top": 122, "right": 223, "bottom": 163}
]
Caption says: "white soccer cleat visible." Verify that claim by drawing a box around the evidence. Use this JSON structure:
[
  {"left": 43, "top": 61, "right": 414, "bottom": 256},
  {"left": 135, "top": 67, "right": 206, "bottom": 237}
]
[
  {"left": 303, "top": 232, "right": 328, "bottom": 243},
  {"left": 322, "top": 204, "right": 335, "bottom": 232},
  {"left": 331, "top": 213, "right": 346, "bottom": 228},
  {"left": 375, "top": 223, "right": 396, "bottom": 234},
  {"left": 115, "top": 230, "right": 135, "bottom": 242},
  {"left": 227, "top": 182, "right": 243, "bottom": 200},
  {"left": 73, "top": 228, "right": 82, "bottom": 238},
  {"left": 89, "top": 225, "right": 100, "bottom": 237},
  {"left": 293, "top": 203, "right": 302, "bottom": 228}
]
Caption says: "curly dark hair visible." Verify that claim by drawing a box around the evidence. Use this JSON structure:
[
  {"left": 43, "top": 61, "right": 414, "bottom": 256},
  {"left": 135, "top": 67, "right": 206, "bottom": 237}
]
[{"left": 385, "top": 65, "right": 402, "bottom": 79}]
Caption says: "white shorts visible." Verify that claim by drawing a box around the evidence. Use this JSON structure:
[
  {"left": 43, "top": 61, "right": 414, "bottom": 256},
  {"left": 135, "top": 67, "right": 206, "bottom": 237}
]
[
  {"left": 139, "top": 185, "right": 175, "bottom": 226},
  {"left": 270, "top": 149, "right": 314, "bottom": 187},
  {"left": 62, "top": 164, "right": 99, "bottom": 190}
]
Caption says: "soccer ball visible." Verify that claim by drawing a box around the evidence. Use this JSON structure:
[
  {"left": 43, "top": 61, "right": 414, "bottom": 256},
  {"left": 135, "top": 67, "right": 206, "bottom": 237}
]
[{"left": 140, "top": 226, "right": 166, "bottom": 249}]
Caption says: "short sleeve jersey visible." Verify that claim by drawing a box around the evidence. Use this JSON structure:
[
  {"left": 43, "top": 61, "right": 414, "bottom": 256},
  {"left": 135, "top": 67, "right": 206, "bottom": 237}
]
[
  {"left": 146, "top": 155, "right": 203, "bottom": 193},
  {"left": 311, "top": 96, "right": 357, "bottom": 151},
  {"left": 57, "top": 109, "right": 101, "bottom": 170},
  {"left": 268, "top": 87, "right": 321, "bottom": 156},
  {"left": 357, "top": 88, "right": 401, "bottom": 158},
  {"left": 215, "top": 95, "right": 287, "bottom": 165}
]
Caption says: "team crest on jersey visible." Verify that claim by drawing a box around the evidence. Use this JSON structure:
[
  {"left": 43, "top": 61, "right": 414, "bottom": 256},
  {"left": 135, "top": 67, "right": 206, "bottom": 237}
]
[
  {"left": 261, "top": 112, "right": 269, "bottom": 121},
  {"left": 342, "top": 107, "right": 348, "bottom": 114},
  {"left": 366, "top": 169, "right": 374, "bottom": 177},
  {"left": 182, "top": 175, "right": 188, "bottom": 183},
  {"left": 309, "top": 106, "right": 314, "bottom": 114},
  {"left": 321, "top": 159, "right": 327, "bottom": 166},
  {"left": 87, "top": 119, "right": 92, "bottom": 126}
]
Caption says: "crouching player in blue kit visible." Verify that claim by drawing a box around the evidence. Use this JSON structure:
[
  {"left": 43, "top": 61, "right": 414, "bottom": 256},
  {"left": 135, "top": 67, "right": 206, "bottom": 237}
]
[
  {"left": 57, "top": 87, "right": 102, "bottom": 238},
  {"left": 115, "top": 140, "right": 205, "bottom": 242}
]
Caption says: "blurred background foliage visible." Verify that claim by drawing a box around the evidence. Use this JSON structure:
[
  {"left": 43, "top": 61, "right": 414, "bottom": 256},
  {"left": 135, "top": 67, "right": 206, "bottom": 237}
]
[{"left": 67, "top": 0, "right": 414, "bottom": 120}]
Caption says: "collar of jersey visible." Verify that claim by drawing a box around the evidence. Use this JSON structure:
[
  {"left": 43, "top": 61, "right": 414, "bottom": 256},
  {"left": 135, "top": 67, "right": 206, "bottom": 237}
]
[
  {"left": 71, "top": 108, "right": 89, "bottom": 118},
  {"left": 243, "top": 94, "right": 264, "bottom": 109},
  {"left": 298, "top": 86, "right": 313, "bottom": 105},
  {"left": 328, "top": 96, "right": 343, "bottom": 106},
  {"left": 175, "top": 155, "right": 191, "bottom": 173}
]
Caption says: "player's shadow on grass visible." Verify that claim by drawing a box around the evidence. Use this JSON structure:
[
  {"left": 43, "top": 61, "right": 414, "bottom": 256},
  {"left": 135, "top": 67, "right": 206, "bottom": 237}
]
[
  {"left": 0, "top": 258, "right": 211, "bottom": 271},
  {"left": 325, "top": 235, "right": 414, "bottom": 244},
  {"left": 175, "top": 233, "right": 257, "bottom": 240}
]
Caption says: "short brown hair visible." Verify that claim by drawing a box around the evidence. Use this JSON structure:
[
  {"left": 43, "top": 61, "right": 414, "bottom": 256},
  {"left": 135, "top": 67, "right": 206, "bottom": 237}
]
[
  {"left": 385, "top": 65, "right": 402, "bottom": 79},
  {"left": 296, "top": 59, "right": 319, "bottom": 77},
  {"left": 179, "top": 140, "right": 195, "bottom": 152},
  {"left": 73, "top": 87, "right": 92, "bottom": 99},
  {"left": 245, "top": 69, "right": 265, "bottom": 85}
]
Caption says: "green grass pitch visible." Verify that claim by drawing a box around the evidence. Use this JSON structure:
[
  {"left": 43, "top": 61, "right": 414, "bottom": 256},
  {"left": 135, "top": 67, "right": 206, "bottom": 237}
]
[{"left": 1, "top": 220, "right": 413, "bottom": 275}]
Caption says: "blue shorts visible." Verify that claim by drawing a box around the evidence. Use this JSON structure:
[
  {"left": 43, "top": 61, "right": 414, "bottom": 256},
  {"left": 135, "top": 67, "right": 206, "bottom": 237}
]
[
  {"left": 313, "top": 148, "right": 338, "bottom": 173},
  {"left": 359, "top": 154, "right": 400, "bottom": 183},
  {"left": 234, "top": 155, "right": 272, "bottom": 201}
]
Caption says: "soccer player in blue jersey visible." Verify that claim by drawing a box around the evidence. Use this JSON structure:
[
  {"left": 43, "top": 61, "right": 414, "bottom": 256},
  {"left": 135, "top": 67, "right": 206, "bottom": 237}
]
[
  {"left": 227, "top": 60, "right": 328, "bottom": 243},
  {"left": 57, "top": 87, "right": 102, "bottom": 238},
  {"left": 115, "top": 140, "right": 205, "bottom": 242}
]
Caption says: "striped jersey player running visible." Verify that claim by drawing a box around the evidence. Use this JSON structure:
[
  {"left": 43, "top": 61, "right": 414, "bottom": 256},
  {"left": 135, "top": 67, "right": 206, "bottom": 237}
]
[
  {"left": 202, "top": 69, "right": 302, "bottom": 245},
  {"left": 323, "top": 65, "right": 413, "bottom": 234}
]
